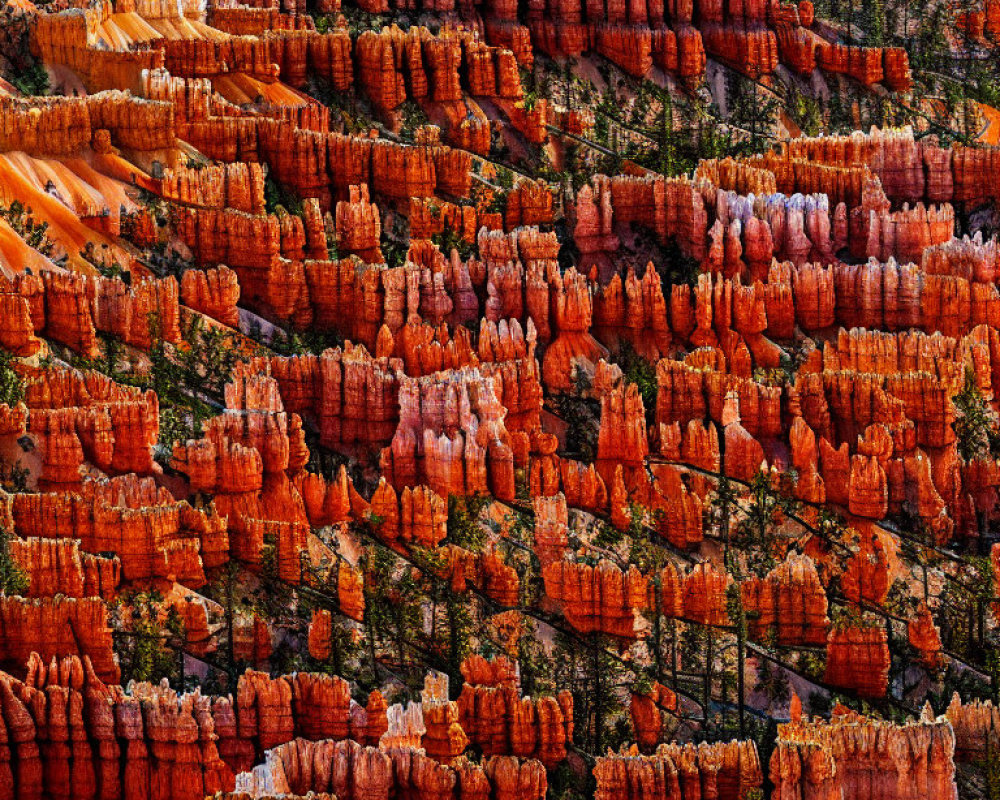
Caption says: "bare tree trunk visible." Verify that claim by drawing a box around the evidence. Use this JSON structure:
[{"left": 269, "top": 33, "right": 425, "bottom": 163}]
[
  {"left": 703, "top": 627, "right": 713, "bottom": 721},
  {"left": 593, "top": 635, "right": 604, "bottom": 754},
  {"left": 671, "top": 617, "right": 679, "bottom": 693}
]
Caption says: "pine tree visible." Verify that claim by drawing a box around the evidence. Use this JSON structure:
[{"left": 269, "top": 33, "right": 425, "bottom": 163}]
[
  {"left": 953, "top": 369, "right": 1000, "bottom": 462},
  {"left": 0, "top": 526, "right": 28, "bottom": 596}
]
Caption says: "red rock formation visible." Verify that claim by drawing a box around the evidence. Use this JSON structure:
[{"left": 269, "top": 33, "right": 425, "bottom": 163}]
[
  {"left": 629, "top": 682, "right": 677, "bottom": 753},
  {"left": 775, "top": 705, "right": 957, "bottom": 800},
  {"left": 532, "top": 493, "right": 569, "bottom": 568},
  {"left": 541, "top": 267, "right": 609, "bottom": 392},
  {"left": 440, "top": 543, "right": 520, "bottom": 607},
  {"left": 505, "top": 179, "right": 553, "bottom": 229},
  {"left": 594, "top": 741, "right": 762, "bottom": 800},
  {"left": 529, "top": 454, "right": 608, "bottom": 513},
  {"left": 484, "top": 754, "right": 547, "bottom": 800},
  {"left": 848, "top": 454, "right": 888, "bottom": 519},
  {"left": 573, "top": 178, "right": 620, "bottom": 268},
  {"left": 5, "top": 18, "right": 1000, "bottom": 792},
  {"left": 769, "top": 738, "right": 840, "bottom": 800},
  {"left": 307, "top": 609, "right": 332, "bottom": 662},
  {"left": 908, "top": 605, "right": 944, "bottom": 670},
  {"left": 0, "top": 291, "right": 42, "bottom": 357},
  {"left": 420, "top": 672, "right": 469, "bottom": 763},
  {"left": 376, "top": 318, "right": 478, "bottom": 377},
  {"left": 593, "top": 263, "right": 673, "bottom": 361},
  {"left": 336, "top": 184, "right": 383, "bottom": 263},
  {"left": 8, "top": 537, "right": 120, "bottom": 600},
  {"left": 251, "top": 345, "right": 402, "bottom": 451},
  {"left": 1, "top": 654, "right": 235, "bottom": 800},
  {"left": 594, "top": 361, "right": 649, "bottom": 488},
  {"left": 723, "top": 392, "right": 766, "bottom": 481},
  {"left": 181, "top": 268, "right": 241, "bottom": 329},
  {"left": 7, "top": 271, "right": 181, "bottom": 357},
  {"left": 16, "top": 362, "right": 162, "bottom": 482},
  {"left": 824, "top": 621, "right": 890, "bottom": 698},
  {"left": 460, "top": 654, "right": 519, "bottom": 689},
  {"left": 840, "top": 530, "right": 891, "bottom": 608},
  {"left": 380, "top": 366, "right": 519, "bottom": 501},
  {"left": 741, "top": 552, "right": 829, "bottom": 646},
  {"left": 701, "top": 23, "right": 778, "bottom": 79},
  {"left": 0, "top": 597, "right": 118, "bottom": 683},
  {"left": 10, "top": 474, "right": 227, "bottom": 585},
  {"left": 652, "top": 26, "right": 707, "bottom": 81},
  {"left": 457, "top": 680, "right": 573, "bottom": 767},
  {"left": 673, "top": 561, "right": 730, "bottom": 627},
  {"left": 172, "top": 206, "right": 310, "bottom": 325},
  {"left": 595, "top": 26, "right": 653, "bottom": 78},
  {"left": 542, "top": 558, "right": 648, "bottom": 639},
  {"left": 249, "top": 731, "right": 547, "bottom": 800},
  {"left": 0, "top": 93, "right": 174, "bottom": 155},
  {"left": 410, "top": 197, "right": 490, "bottom": 243},
  {"left": 946, "top": 692, "right": 1000, "bottom": 761},
  {"left": 232, "top": 615, "right": 273, "bottom": 668},
  {"left": 788, "top": 415, "right": 825, "bottom": 504},
  {"left": 369, "top": 479, "right": 448, "bottom": 549},
  {"left": 160, "top": 163, "right": 266, "bottom": 214},
  {"left": 817, "top": 42, "right": 884, "bottom": 85},
  {"left": 231, "top": 669, "right": 388, "bottom": 768}
]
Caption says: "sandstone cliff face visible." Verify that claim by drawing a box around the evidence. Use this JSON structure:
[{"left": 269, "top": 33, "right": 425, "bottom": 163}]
[
  {"left": 678, "top": 560, "right": 732, "bottom": 627},
  {"left": 946, "top": 692, "right": 1000, "bottom": 761},
  {"left": 0, "top": 599, "right": 119, "bottom": 683},
  {"left": 770, "top": 739, "right": 841, "bottom": 800},
  {"left": 0, "top": 291, "right": 43, "bottom": 357},
  {"left": 457, "top": 682, "right": 573, "bottom": 766},
  {"left": 542, "top": 558, "right": 648, "bottom": 639},
  {"left": 0, "top": 94, "right": 174, "bottom": 155},
  {"left": 10, "top": 473, "right": 226, "bottom": 587},
  {"left": 8, "top": 537, "right": 120, "bottom": 600},
  {"left": 244, "top": 346, "right": 402, "bottom": 452},
  {"left": 840, "top": 531, "right": 891, "bottom": 608},
  {"left": 460, "top": 655, "right": 519, "bottom": 689},
  {"left": 541, "top": 267, "right": 609, "bottom": 392},
  {"left": 336, "top": 184, "right": 383, "bottom": 263},
  {"left": 181, "top": 268, "right": 241, "bottom": 329},
  {"left": 655, "top": 359, "right": 780, "bottom": 441},
  {"left": 165, "top": 116, "right": 470, "bottom": 222},
  {"left": 824, "top": 623, "right": 891, "bottom": 698},
  {"left": 411, "top": 197, "right": 492, "bottom": 243},
  {"left": 506, "top": 179, "right": 554, "bottom": 229},
  {"left": 380, "top": 366, "right": 522, "bottom": 501},
  {"left": 307, "top": 609, "right": 332, "bottom": 662},
  {"left": 0, "top": 649, "right": 537, "bottom": 800},
  {"left": 0, "top": 655, "right": 232, "bottom": 800},
  {"left": 5, "top": 271, "right": 182, "bottom": 358},
  {"left": 369, "top": 479, "right": 449, "bottom": 549},
  {"left": 160, "top": 359, "right": 363, "bottom": 596},
  {"left": 233, "top": 669, "right": 388, "bottom": 771},
  {"left": 629, "top": 683, "right": 677, "bottom": 753},
  {"left": 908, "top": 605, "right": 944, "bottom": 670},
  {"left": 441, "top": 543, "right": 520, "bottom": 607},
  {"left": 472, "top": 0, "right": 913, "bottom": 89},
  {"left": 594, "top": 361, "right": 649, "bottom": 490},
  {"left": 594, "top": 741, "right": 762, "bottom": 800},
  {"left": 774, "top": 705, "right": 957, "bottom": 800},
  {"left": 532, "top": 493, "right": 569, "bottom": 568},
  {"left": 5, "top": 7, "right": 999, "bottom": 795},
  {"left": 0, "top": 657, "right": 438, "bottom": 800},
  {"left": 160, "top": 163, "right": 266, "bottom": 214},
  {"left": 233, "top": 733, "right": 547, "bottom": 800},
  {"left": 740, "top": 552, "right": 829, "bottom": 646}
]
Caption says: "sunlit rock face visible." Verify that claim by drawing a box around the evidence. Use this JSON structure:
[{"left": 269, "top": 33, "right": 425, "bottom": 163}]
[{"left": 2, "top": 0, "right": 1000, "bottom": 798}]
